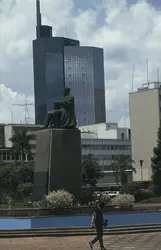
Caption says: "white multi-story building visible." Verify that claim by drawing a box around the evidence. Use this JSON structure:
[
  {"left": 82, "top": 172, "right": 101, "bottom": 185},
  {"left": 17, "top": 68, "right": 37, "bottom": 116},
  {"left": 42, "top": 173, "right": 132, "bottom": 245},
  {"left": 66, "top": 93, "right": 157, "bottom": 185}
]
[
  {"left": 0, "top": 124, "right": 42, "bottom": 162},
  {"left": 0, "top": 122, "right": 131, "bottom": 187},
  {"left": 80, "top": 123, "right": 131, "bottom": 187},
  {"left": 129, "top": 82, "right": 161, "bottom": 182}
]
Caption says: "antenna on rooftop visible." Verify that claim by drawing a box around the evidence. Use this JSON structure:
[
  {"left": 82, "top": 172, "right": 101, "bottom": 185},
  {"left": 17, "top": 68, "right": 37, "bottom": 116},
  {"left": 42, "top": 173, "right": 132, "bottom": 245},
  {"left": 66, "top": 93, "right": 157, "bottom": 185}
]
[
  {"left": 131, "top": 63, "right": 135, "bottom": 92},
  {"left": 146, "top": 58, "right": 149, "bottom": 84},
  {"left": 36, "top": 0, "right": 42, "bottom": 38},
  {"left": 12, "top": 100, "right": 34, "bottom": 126},
  {"left": 118, "top": 112, "right": 126, "bottom": 128},
  {"left": 157, "top": 68, "right": 160, "bottom": 82},
  {"left": 10, "top": 110, "right": 13, "bottom": 124}
]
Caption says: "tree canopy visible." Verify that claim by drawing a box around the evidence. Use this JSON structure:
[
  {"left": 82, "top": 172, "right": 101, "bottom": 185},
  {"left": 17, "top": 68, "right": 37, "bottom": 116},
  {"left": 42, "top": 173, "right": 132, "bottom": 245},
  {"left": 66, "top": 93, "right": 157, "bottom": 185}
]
[
  {"left": 82, "top": 153, "right": 103, "bottom": 187},
  {"left": 151, "top": 125, "right": 161, "bottom": 195},
  {"left": 9, "top": 128, "right": 34, "bottom": 161},
  {"left": 109, "top": 154, "right": 136, "bottom": 186},
  {"left": 0, "top": 162, "right": 34, "bottom": 203}
]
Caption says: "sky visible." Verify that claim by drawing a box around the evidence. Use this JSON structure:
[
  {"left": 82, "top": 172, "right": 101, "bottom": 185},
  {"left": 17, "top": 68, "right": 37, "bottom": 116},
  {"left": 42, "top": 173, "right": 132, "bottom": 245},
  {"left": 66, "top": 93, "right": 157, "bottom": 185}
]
[{"left": 1, "top": 0, "right": 161, "bottom": 126}]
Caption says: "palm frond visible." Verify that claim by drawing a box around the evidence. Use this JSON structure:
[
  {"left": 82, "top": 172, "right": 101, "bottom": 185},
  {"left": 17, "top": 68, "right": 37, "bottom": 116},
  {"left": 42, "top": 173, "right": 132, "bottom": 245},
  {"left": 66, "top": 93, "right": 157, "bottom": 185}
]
[{"left": 9, "top": 128, "right": 33, "bottom": 161}]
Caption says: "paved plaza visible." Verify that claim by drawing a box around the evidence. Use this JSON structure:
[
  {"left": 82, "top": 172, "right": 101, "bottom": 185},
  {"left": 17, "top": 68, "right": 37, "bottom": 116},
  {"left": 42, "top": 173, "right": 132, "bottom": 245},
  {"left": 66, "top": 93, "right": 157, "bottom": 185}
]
[{"left": 0, "top": 232, "right": 161, "bottom": 249}]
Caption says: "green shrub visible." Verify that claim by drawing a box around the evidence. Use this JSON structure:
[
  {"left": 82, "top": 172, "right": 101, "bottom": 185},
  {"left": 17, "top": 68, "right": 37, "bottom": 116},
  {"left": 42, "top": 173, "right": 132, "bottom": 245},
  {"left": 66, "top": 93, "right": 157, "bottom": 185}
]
[
  {"left": 140, "top": 196, "right": 161, "bottom": 204},
  {"left": 6, "top": 198, "right": 33, "bottom": 208},
  {"left": 112, "top": 194, "right": 135, "bottom": 208},
  {"left": 100, "top": 195, "right": 111, "bottom": 205},
  {"left": 45, "top": 189, "right": 74, "bottom": 212},
  {"left": 14, "top": 182, "right": 34, "bottom": 200},
  {"left": 120, "top": 183, "right": 140, "bottom": 195},
  {"left": 93, "top": 191, "right": 102, "bottom": 200},
  {"left": 134, "top": 189, "right": 155, "bottom": 202},
  {"left": 78, "top": 188, "right": 94, "bottom": 205}
]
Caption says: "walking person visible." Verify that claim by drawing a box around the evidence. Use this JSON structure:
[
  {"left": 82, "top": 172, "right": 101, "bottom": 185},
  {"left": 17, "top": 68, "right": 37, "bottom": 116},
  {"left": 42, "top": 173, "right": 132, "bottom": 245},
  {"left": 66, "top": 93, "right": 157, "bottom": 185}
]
[{"left": 89, "top": 201, "right": 107, "bottom": 250}]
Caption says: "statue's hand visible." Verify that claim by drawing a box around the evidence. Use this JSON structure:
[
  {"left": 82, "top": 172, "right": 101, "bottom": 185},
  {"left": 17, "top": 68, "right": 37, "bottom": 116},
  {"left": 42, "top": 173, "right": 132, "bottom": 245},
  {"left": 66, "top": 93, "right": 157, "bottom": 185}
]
[{"left": 54, "top": 102, "right": 61, "bottom": 110}]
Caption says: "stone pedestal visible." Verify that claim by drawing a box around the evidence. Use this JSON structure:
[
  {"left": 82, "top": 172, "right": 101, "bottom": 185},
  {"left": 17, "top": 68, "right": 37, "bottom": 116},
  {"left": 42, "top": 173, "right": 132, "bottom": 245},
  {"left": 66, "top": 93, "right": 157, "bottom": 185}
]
[{"left": 33, "top": 128, "right": 82, "bottom": 200}]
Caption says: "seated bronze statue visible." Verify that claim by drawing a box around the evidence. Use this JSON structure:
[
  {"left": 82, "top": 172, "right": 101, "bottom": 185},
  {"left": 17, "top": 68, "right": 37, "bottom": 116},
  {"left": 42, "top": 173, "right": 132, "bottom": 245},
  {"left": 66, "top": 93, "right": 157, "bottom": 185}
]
[{"left": 44, "top": 87, "right": 77, "bottom": 129}]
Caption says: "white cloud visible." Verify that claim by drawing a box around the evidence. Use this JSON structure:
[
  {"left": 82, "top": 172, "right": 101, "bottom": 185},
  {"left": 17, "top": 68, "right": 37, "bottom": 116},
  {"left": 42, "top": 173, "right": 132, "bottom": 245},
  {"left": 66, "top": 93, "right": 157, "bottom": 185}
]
[
  {"left": 0, "top": 84, "right": 34, "bottom": 124},
  {"left": 0, "top": 0, "right": 161, "bottom": 126}
]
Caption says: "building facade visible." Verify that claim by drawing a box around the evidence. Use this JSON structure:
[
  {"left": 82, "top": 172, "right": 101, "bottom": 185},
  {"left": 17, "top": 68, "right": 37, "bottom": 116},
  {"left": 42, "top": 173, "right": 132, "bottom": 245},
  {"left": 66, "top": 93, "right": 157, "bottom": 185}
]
[
  {"left": 64, "top": 46, "right": 106, "bottom": 126},
  {"left": 33, "top": 37, "right": 79, "bottom": 125},
  {"left": 33, "top": 1, "right": 106, "bottom": 126},
  {"left": 129, "top": 82, "right": 161, "bottom": 182},
  {"left": 2, "top": 124, "right": 42, "bottom": 162},
  {"left": 80, "top": 123, "right": 131, "bottom": 187}
]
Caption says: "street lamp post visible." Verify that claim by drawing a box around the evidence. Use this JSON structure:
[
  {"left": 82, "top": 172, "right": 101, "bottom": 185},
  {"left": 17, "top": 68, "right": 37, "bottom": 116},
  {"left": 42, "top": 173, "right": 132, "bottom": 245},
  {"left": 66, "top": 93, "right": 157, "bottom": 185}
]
[{"left": 139, "top": 160, "right": 144, "bottom": 182}]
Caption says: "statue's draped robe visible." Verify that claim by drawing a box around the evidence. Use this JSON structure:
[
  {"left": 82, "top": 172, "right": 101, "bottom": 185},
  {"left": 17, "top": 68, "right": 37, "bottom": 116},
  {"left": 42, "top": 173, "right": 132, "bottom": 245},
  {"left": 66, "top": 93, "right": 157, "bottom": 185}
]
[{"left": 56, "top": 95, "right": 77, "bottom": 128}]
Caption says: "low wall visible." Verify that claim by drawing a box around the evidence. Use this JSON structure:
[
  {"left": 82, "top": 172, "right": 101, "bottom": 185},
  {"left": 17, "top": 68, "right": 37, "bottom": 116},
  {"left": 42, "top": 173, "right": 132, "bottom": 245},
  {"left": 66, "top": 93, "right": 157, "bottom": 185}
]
[
  {"left": 1, "top": 211, "right": 161, "bottom": 229},
  {"left": 0, "top": 204, "right": 161, "bottom": 218}
]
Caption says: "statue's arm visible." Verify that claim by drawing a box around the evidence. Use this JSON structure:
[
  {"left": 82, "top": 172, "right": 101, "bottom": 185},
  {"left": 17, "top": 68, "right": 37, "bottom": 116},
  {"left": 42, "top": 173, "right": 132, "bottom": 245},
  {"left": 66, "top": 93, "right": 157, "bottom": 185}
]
[
  {"left": 58, "top": 96, "right": 74, "bottom": 106},
  {"left": 57, "top": 99, "right": 64, "bottom": 105}
]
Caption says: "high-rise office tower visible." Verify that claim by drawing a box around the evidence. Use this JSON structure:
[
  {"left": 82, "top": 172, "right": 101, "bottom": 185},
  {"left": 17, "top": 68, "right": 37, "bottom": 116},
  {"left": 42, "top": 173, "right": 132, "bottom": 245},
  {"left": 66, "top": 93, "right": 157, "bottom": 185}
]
[
  {"left": 64, "top": 46, "right": 105, "bottom": 126},
  {"left": 33, "top": 0, "right": 106, "bottom": 125},
  {"left": 33, "top": 0, "right": 79, "bottom": 124}
]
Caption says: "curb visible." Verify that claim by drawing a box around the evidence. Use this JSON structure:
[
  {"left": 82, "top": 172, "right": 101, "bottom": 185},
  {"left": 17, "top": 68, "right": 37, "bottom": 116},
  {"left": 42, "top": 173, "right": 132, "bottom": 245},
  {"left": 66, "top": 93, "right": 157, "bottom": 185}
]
[{"left": 0, "top": 224, "right": 161, "bottom": 238}]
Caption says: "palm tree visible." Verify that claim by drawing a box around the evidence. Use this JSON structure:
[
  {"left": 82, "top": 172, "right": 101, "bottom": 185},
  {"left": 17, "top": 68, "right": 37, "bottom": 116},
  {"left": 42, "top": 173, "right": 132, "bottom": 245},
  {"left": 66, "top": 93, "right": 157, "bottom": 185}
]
[
  {"left": 82, "top": 153, "right": 104, "bottom": 187},
  {"left": 9, "top": 128, "right": 34, "bottom": 162},
  {"left": 109, "top": 154, "right": 136, "bottom": 186}
]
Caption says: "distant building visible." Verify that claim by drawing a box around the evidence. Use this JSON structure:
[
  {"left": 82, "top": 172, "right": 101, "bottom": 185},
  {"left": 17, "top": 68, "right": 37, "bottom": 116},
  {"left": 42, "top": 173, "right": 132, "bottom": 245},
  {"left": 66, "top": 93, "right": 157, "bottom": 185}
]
[
  {"left": 0, "top": 124, "right": 42, "bottom": 162},
  {"left": 129, "top": 82, "right": 161, "bottom": 182},
  {"left": 0, "top": 122, "right": 131, "bottom": 187},
  {"left": 33, "top": 0, "right": 106, "bottom": 126},
  {"left": 80, "top": 123, "right": 131, "bottom": 187}
]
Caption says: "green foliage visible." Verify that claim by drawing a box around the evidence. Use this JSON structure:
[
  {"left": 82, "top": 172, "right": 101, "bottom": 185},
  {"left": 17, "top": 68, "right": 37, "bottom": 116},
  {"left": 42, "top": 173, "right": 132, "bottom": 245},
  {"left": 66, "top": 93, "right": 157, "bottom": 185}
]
[
  {"left": 45, "top": 189, "right": 74, "bottom": 211},
  {"left": 112, "top": 194, "right": 135, "bottom": 208},
  {"left": 0, "top": 162, "right": 34, "bottom": 203},
  {"left": 109, "top": 154, "right": 136, "bottom": 186},
  {"left": 151, "top": 125, "right": 161, "bottom": 195},
  {"left": 6, "top": 198, "right": 33, "bottom": 209},
  {"left": 14, "top": 183, "right": 34, "bottom": 201},
  {"left": 120, "top": 182, "right": 140, "bottom": 195},
  {"left": 93, "top": 192, "right": 111, "bottom": 205},
  {"left": 9, "top": 128, "right": 34, "bottom": 161},
  {"left": 120, "top": 183, "right": 155, "bottom": 202},
  {"left": 134, "top": 189, "right": 155, "bottom": 202},
  {"left": 78, "top": 188, "right": 94, "bottom": 205},
  {"left": 100, "top": 195, "right": 111, "bottom": 205},
  {"left": 82, "top": 153, "right": 104, "bottom": 187}
]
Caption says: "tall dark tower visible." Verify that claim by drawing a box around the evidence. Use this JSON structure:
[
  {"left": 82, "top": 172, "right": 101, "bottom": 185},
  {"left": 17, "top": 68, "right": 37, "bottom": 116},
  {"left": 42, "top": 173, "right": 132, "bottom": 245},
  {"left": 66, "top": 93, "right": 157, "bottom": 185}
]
[
  {"left": 33, "top": 1, "right": 105, "bottom": 126},
  {"left": 33, "top": 0, "right": 79, "bottom": 124},
  {"left": 36, "top": 0, "right": 52, "bottom": 39}
]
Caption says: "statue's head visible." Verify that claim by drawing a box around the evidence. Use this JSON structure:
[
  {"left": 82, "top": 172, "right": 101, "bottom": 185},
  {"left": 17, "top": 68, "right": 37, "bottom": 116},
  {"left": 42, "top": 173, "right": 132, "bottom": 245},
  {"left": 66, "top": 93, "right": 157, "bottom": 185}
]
[{"left": 64, "top": 87, "right": 70, "bottom": 96}]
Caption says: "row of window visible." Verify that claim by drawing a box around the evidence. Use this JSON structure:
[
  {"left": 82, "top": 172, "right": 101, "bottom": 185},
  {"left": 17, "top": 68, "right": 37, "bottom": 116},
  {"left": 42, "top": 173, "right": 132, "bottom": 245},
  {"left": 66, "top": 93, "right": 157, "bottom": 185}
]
[
  {"left": 67, "top": 70, "right": 86, "bottom": 76},
  {"left": 0, "top": 152, "right": 33, "bottom": 161},
  {"left": 82, "top": 155, "right": 130, "bottom": 161},
  {"left": 68, "top": 82, "right": 86, "bottom": 85},
  {"left": 102, "top": 165, "right": 132, "bottom": 171},
  {"left": 96, "top": 155, "right": 128, "bottom": 160},
  {"left": 82, "top": 144, "right": 131, "bottom": 150}
]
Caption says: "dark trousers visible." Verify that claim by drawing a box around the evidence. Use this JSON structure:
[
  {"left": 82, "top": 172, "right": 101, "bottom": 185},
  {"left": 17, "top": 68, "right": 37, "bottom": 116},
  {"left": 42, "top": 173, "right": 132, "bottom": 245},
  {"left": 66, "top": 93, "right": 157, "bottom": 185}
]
[
  {"left": 92, "top": 226, "right": 104, "bottom": 248},
  {"left": 44, "top": 110, "right": 61, "bottom": 128},
  {"left": 44, "top": 111, "right": 53, "bottom": 128}
]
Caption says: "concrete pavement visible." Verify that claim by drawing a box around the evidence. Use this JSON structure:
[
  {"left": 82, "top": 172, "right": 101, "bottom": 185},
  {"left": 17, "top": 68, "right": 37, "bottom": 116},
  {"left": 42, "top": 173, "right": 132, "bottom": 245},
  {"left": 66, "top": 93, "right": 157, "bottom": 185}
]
[
  {"left": 100, "top": 232, "right": 161, "bottom": 250},
  {"left": 0, "top": 232, "right": 161, "bottom": 249}
]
